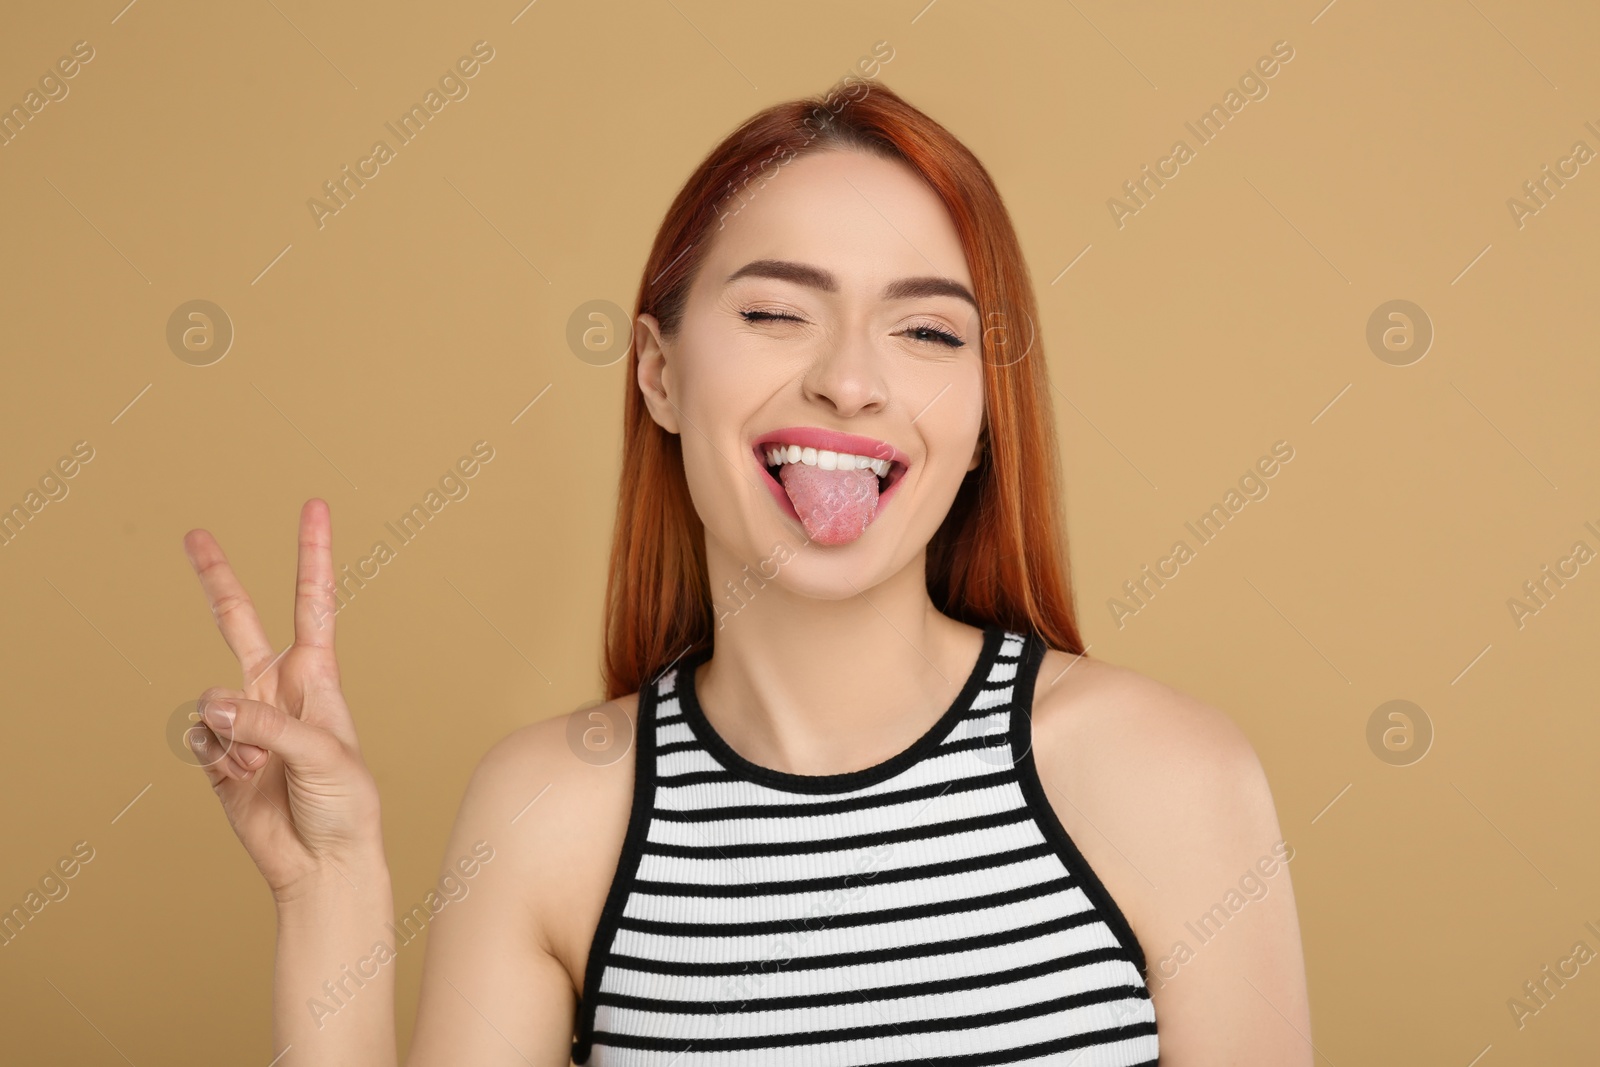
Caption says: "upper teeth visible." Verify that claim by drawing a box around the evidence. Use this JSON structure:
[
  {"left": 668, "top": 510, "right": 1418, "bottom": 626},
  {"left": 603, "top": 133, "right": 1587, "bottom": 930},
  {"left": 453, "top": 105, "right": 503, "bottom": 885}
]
[{"left": 765, "top": 445, "right": 891, "bottom": 477}]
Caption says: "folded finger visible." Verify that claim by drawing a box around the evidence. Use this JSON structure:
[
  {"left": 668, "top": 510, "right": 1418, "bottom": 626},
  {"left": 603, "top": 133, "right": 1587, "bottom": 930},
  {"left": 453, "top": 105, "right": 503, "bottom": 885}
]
[
  {"left": 187, "top": 721, "right": 239, "bottom": 780},
  {"left": 200, "top": 694, "right": 337, "bottom": 769},
  {"left": 232, "top": 741, "right": 268, "bottom": 768},
  {"left": 228, "top": 748, "right": 265, "bottom": 780}
]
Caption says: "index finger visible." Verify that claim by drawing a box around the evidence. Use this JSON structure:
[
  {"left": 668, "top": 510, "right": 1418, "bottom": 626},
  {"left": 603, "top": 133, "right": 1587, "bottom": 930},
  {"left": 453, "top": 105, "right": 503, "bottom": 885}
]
[
  {"left": 183, "top": 528, "right": 278, "bottom": 682},
  {"left": 294, "top": 497, "right": 338, "bottom": 649}
]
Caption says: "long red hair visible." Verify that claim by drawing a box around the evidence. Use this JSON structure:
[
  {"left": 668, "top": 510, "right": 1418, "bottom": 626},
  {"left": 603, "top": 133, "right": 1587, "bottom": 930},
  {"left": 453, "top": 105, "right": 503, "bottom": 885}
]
[{"left": 602, "top": 80, "right": 1084, "bottom": 699}]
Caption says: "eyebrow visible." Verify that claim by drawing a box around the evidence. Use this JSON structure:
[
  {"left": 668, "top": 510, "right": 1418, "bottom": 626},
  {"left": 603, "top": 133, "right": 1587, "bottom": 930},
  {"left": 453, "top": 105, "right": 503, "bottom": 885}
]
[{"left": 724, "top": 259, "right": 978, "bottom": 312}]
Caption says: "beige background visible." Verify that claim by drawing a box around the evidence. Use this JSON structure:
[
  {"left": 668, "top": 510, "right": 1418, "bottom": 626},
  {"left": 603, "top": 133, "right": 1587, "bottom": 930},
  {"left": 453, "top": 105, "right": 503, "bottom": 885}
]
[{"left": 1, "top": 0, "right": 1596, "bottom": 1063}]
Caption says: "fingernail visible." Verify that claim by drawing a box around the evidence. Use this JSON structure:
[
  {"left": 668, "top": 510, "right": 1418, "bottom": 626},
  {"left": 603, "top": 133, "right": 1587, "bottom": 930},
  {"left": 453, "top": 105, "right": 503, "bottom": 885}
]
[{"left": 203, "top": 700, "right": 235, "bottom": 731}]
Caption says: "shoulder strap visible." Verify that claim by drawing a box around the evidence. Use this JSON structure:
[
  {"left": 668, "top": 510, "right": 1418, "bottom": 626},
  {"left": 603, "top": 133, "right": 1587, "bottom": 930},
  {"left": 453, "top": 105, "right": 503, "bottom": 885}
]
[
  {"left": 570, "top": 677, "right": 660, "bottom": 1063},
  {"left": 1003, "top": 632, "right": 1150, "bottom": 982}
]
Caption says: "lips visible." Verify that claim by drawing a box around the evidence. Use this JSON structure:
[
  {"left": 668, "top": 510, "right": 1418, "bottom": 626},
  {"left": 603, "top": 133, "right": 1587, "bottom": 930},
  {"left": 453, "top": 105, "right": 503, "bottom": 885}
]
[{"left": 748, "top": 422, "right": 915, "bottom": 531}]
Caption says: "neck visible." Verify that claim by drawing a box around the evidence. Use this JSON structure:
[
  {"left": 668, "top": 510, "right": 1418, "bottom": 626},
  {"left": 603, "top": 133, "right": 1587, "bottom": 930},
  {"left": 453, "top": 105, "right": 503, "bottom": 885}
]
[{"left": 695, "top": 532, "right": 985, "bottom": 777}]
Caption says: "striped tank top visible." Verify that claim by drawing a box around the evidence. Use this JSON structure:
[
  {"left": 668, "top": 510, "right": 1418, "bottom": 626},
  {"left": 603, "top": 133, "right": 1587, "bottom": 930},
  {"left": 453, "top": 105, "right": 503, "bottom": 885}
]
[{"left": 571, "top": 625, "right": 1158, "bottom": 1066}]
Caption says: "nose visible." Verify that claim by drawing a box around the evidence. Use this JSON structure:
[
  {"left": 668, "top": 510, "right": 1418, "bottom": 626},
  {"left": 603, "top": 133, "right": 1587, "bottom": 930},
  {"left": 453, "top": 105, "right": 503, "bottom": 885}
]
[{"left": 799, "top": 326, "right": 887, "bottom": 417}]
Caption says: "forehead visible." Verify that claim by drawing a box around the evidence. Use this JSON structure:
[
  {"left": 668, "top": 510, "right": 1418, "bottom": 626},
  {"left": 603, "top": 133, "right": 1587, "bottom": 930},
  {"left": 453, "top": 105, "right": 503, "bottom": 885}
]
[{"left": 700, "top": 147, "right": 972, "bottom": 295}]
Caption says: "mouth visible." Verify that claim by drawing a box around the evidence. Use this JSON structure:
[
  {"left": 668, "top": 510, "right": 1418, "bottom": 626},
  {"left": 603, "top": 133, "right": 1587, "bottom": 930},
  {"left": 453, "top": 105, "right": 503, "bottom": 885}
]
[{"left": 750, "top": 427, "right": 910, "bottom": 545}]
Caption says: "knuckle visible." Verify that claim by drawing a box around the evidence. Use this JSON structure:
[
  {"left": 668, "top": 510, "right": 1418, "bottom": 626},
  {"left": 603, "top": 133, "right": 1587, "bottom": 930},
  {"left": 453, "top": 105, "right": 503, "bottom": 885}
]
[
  {"left": 245, "top": 705, "right": 285, "bottom": 744},
  {"left": 211, "top": 590, "right": 254, "bottom": 621},
  {"left": 296, "top": 575, "right": 336, "bottom": 600}
]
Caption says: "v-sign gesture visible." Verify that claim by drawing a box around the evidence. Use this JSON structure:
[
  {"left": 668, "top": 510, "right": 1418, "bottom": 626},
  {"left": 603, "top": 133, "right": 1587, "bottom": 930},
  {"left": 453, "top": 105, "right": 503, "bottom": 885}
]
[{"left": 184, "top": 498, "right": 385, "bottom": 904}]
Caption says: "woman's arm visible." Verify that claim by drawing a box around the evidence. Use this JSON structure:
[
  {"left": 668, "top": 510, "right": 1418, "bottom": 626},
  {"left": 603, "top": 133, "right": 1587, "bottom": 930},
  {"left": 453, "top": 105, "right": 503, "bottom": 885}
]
[
  {"left": 199, "top": 686, "right": 589, "bottom": 1067},
  {"left": 1136, "top": 714, "right": 1311, "bottom": 1062},
  {"left": 185, "top": 500, "right": 399, "bottom": 1065},
  {"left": 273, "top": 858, "right": 397, "bottom": 1064},
  {"left": 404, "top": 719, "right": 594, "bottom": 1067},
  {"left": 186, "top": 500, "right": 592, "bottom": 1065},
  {"left": 1032, "top": 655, "right": 1313, "bottom": 1064}
]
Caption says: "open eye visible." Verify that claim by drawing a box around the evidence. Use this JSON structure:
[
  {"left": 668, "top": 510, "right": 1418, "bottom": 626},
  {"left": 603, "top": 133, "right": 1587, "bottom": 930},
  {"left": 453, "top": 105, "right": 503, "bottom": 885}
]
[{"left": 899, "top": 321, "right": 965, "bottom": 348}]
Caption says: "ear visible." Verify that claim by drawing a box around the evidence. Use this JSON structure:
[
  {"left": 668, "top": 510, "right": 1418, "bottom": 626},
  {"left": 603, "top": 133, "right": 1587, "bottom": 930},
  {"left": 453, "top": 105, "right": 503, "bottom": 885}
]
[{"left": 634, "top": 312, "right": 681, "bottom": 435}]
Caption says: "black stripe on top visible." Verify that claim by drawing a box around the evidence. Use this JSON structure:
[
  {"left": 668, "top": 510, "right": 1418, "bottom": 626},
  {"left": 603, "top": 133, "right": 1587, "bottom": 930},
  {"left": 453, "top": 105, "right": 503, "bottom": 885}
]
[{"left": 569, "top": 626, "right": 1157, "bottom": 1066}]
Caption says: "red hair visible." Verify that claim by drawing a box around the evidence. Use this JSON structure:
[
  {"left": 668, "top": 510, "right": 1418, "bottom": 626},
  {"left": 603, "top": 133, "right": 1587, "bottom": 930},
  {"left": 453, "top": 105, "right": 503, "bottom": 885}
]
[{"left": 602, "top": 80, "right": 1084, "bottom": 699}]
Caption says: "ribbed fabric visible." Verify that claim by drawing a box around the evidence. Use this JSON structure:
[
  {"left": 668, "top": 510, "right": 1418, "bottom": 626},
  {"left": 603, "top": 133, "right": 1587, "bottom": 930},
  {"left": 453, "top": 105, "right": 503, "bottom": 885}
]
[{"left": 571, "top": 626, "right": 1158, "bottom": 1066}]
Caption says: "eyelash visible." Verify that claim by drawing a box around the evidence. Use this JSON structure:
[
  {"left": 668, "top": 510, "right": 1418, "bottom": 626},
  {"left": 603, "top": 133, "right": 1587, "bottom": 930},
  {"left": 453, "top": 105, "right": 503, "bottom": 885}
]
[{"left": 739, "top": 309, "right": 966, "bottom": 349}]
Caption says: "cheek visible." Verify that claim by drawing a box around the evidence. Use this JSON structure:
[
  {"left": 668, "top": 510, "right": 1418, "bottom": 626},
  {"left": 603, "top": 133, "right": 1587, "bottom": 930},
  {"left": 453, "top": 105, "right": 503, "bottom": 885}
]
[
  {"left": 914, "top": 368, "right": 985, "bottom": 471},
  {"left": 668, "top": 337, "right": 780, "bottom": 503},
  {"left": 673, "top": 331, "right": 804, "bottom": 464}
]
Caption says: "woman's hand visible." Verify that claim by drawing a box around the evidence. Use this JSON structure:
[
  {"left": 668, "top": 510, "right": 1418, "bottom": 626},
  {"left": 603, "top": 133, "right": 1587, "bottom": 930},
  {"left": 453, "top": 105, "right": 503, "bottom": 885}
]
[{"left": 183, "top": 498, "right": 385, "bottom": 905}]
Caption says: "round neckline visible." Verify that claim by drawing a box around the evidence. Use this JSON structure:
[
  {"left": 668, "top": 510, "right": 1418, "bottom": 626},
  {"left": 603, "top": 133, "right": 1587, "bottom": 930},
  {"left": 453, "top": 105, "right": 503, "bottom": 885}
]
[{"left": 670, "top": 623, "right": 1008, "bottom": 795}]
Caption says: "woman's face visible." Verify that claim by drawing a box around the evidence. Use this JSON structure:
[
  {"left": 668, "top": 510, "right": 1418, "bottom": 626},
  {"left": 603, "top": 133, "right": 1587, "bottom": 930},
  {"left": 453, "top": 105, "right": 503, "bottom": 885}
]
[{"left": 635, "top": 146, "right": 985, "bottom": 600}]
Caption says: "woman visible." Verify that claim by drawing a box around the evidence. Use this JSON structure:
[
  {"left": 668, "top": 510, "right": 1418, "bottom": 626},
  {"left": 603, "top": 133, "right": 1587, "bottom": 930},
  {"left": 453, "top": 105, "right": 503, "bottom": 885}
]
[{"left": 184, "top": 82, "right": 1310, "bottom": 1065}]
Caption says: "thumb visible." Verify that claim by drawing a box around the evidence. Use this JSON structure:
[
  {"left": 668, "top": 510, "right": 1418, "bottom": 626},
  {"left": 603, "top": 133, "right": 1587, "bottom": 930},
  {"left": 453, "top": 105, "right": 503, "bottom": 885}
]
[{"left": 199, "top": 694, "right": 338, "bottom": 768}]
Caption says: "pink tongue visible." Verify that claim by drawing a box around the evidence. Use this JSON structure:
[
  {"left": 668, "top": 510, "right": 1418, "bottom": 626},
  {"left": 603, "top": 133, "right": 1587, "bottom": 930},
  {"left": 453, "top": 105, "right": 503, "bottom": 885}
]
[{"left": 778, "top": 462, "right": 880, "bottom": 545}]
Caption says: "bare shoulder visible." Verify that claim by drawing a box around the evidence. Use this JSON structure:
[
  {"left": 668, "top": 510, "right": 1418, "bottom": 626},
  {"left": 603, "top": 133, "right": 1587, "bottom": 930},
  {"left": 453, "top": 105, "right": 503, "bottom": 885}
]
[
  {"left": 453, "top": 692, "right": 643, "bottom": 989},
  {"left": 1025, "top": 648, "right": 1290, "bottom": 943},
  {"left": 1027, "top": 648, "right": 1309, "bottom": 1056},
  {"left": 1030, "top": 648, "right": 1265, "bottom": 796},
  {"left": 408, "top": 697, "right": 645, "bottom": 1063}
]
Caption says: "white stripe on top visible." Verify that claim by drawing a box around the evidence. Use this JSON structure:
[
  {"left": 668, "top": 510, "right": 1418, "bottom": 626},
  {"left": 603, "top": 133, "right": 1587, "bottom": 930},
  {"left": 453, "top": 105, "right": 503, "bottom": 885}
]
[{"left": 571, "top": 626, "right": 1157, "bottom": 1067}]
